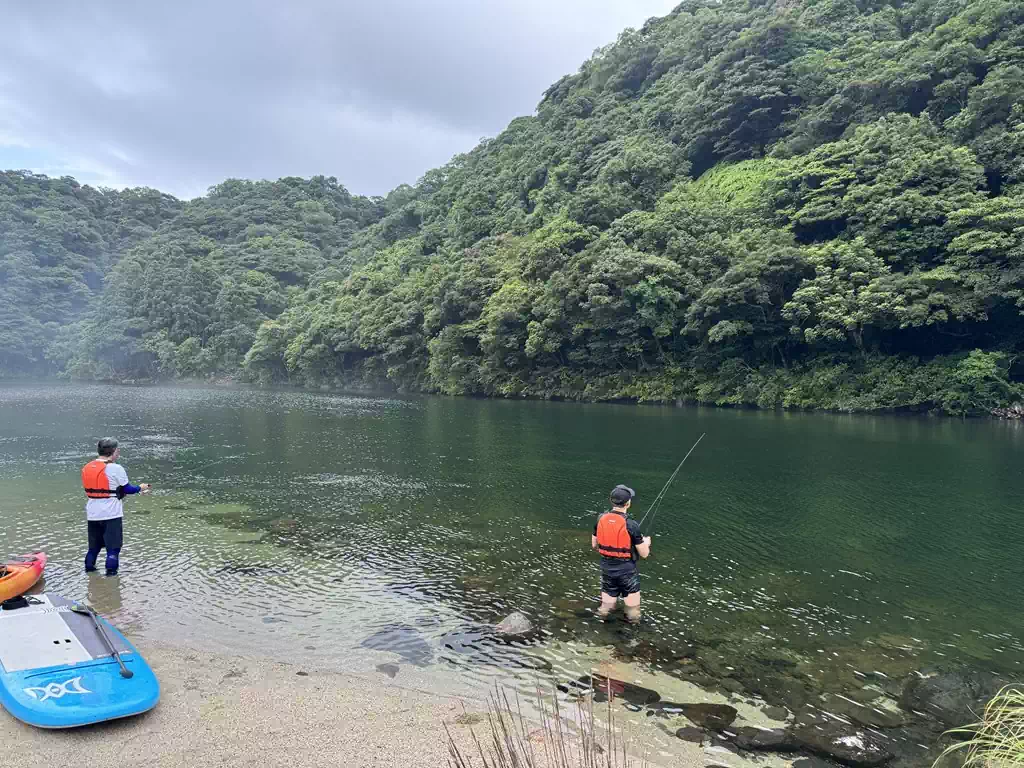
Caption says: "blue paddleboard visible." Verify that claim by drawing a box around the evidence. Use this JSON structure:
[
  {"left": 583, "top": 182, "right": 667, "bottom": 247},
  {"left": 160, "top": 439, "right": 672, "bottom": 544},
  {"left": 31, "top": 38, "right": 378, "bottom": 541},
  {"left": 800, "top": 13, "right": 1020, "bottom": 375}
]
[{"left": 0, "top": 593, "right": 159, "bottom": 728}]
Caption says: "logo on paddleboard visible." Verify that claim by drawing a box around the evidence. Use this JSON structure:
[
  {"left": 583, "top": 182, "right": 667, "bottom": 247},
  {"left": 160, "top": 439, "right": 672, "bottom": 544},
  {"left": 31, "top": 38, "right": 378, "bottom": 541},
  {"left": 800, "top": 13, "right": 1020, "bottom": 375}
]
[{"left": 23, "top": 676, "right": 91, "bottom": 701}]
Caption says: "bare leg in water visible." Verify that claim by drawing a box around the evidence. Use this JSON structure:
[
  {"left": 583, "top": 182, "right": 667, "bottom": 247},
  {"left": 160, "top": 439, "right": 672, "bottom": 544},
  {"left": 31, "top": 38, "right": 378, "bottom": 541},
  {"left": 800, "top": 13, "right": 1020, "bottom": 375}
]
[
  {"left": 624, "top": 591, "right": 641, "bottom": 623},
  {"left": 598, "top": 591, "right": 618, "bottom": 619}
]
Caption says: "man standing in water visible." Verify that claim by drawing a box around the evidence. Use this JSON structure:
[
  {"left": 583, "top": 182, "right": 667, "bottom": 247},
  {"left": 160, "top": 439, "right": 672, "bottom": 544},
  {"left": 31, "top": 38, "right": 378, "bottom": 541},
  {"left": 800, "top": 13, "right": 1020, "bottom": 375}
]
[
  {"left": 592, "top": 484, "right": 651, "bottom": 623},
  {"left": 81, "top": 438, "right": 150, "bottom": 576}
]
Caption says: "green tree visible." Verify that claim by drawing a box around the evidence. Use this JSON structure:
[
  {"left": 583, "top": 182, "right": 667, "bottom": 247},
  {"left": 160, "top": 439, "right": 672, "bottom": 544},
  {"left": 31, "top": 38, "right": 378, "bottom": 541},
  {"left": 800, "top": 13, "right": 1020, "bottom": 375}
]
[{"left": 783, "top": 239, "right": 898, "bottom": 355}]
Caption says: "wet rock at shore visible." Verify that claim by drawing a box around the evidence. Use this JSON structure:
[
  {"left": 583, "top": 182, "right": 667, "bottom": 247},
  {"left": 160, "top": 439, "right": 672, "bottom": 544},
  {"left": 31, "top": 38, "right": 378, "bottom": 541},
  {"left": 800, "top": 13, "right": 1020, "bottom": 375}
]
[
  {"left": 648, "top": 701, "right": 686, "bottom": 719},
  {"left": 674, "top": 726, "right": 709, "bottom": 745},
  {"left": 647, "top": 701, "right": 737, "bottom": 730},
  {"left": 791, "top": 717, "right": 895, "bottom": 767},
  {"left": 900, "top": 667, "right": 1002, "bottom": 727},
  {"left": 706, "top": 735, "right": 747, "bottom": 760},
  {"left": 494, "top": 611, "right": 534, "bottom": 638},
  {"left": 992, "top": 403, "right": 1024, "bottom": 419},
  {"left": 733, "top": 726, "right": 796, "bottom": 750}
]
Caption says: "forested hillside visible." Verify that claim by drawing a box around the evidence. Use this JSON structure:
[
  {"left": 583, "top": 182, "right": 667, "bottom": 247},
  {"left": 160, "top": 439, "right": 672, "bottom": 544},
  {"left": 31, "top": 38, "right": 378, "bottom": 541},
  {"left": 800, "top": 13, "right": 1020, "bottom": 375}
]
[
  {"left": 3, "top": 0, "right": 1024, "bottom": 415},
  {"left": 0, "top": 172, "right": 182, "bottom": 375},
  {"left": 0, "top": 174, "right": 386, "bottom": 379},
  {"left": 52, "top": 177, "right": 386, "bottom": 380}
]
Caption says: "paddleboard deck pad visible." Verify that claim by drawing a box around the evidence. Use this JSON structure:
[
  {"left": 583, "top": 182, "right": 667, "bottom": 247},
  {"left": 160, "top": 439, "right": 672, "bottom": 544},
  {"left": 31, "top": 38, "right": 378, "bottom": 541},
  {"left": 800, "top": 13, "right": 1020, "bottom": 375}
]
[{"left": 0, "top": 593, "right": 159, "bottom": 728}]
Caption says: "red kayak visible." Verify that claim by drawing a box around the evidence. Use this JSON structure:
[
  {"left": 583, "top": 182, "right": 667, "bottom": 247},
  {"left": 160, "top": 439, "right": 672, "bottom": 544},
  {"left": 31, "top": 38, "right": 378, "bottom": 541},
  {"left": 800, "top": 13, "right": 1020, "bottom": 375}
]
[{"left": 0, "top": 553, "right": 46, "bottom": 602}]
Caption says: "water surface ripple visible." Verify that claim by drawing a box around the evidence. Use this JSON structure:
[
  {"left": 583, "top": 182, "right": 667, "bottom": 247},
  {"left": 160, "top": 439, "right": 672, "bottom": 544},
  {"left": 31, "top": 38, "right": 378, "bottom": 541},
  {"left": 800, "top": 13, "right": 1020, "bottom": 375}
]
[{"left": 1, "top": 383, "right": 1022, "bottom": 722}]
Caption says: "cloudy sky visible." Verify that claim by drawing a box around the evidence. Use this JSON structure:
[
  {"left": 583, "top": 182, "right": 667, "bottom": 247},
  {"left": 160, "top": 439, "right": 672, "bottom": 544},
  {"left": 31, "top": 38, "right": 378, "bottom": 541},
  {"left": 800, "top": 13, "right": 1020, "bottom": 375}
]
[{"left": 0, "top": 1, "right": 677, "bottom": 199}]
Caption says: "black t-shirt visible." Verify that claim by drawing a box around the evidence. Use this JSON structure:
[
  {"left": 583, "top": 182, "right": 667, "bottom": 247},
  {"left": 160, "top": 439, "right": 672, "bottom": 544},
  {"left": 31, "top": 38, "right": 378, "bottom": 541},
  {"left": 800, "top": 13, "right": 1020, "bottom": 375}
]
[{"left": 594, "top": 512, "right": 644, "bottom": 572}]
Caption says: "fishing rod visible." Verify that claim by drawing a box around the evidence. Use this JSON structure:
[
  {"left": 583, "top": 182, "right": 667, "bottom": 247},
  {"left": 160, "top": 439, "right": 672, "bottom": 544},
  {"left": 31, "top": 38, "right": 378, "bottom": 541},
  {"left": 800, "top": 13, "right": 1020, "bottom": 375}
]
[{"left": 638, "top": 432, "right": 706, "bottom": 533}]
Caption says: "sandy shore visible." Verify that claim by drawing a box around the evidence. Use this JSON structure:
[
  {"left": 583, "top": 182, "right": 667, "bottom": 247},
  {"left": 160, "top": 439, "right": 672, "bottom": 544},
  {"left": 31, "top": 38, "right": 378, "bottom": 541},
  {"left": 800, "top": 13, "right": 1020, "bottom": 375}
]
[
  {"left": 0, "top": 643, "right": 493, "bottom": 768},
  {"left": 0, "top": 639, "right": 759, "bottom": 768}
]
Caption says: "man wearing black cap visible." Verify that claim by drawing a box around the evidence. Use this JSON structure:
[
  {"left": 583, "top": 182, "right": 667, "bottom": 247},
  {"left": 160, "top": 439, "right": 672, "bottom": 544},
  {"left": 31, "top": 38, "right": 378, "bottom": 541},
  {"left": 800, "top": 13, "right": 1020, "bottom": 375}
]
[{"left": 592, "top": 484, "right": 651, "bottom": 623}]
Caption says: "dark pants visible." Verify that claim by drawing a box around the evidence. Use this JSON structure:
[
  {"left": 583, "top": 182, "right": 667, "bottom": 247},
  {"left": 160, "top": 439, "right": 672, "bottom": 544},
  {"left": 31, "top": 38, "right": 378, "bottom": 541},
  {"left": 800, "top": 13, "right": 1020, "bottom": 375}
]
[{"left": 85, "top": 517, "right": 123, "bottom": 574}]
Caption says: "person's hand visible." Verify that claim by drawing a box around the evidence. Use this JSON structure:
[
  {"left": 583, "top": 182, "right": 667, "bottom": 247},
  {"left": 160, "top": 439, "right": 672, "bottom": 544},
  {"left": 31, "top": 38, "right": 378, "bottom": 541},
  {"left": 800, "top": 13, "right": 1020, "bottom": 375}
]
[
  {"left": 140, "top": 483, "right": 152, "bottom": 494},
  {"left": 643, "top": 536, "right": 652, "bottom": 547}
]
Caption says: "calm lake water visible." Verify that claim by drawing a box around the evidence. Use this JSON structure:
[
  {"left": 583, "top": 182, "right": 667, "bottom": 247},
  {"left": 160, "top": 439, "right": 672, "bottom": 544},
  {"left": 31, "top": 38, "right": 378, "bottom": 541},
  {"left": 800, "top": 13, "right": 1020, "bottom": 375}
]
[{"left": 1, "top": 383, "right": 1022, "bottom": 715}]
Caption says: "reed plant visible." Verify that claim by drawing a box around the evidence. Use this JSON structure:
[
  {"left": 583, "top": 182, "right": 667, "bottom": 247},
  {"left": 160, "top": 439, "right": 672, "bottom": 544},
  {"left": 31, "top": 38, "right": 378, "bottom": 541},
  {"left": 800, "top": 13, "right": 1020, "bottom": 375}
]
[{"left": 445, "top": 681, "right": 647, "bottom": 768}]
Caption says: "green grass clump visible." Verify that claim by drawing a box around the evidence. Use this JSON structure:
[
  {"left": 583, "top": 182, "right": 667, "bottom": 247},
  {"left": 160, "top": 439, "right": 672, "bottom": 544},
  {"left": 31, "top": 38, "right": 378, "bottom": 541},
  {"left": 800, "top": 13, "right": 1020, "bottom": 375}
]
[{"left": 939, "top": 686, "right": 1024, "bottom": 768}]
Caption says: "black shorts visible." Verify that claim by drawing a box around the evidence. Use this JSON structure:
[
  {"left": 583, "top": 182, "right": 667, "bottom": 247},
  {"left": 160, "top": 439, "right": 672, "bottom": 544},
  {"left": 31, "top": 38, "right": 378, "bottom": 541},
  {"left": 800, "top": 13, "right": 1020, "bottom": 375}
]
[{"left": 601, "top": 568, "right": 640, "bottom": 598}]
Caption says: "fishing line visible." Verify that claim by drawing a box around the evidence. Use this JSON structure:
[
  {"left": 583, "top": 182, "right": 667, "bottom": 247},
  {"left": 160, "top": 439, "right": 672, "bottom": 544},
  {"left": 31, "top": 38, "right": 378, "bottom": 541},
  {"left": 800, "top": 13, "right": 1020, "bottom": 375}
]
[{"left": 638, "top": 432, "right": 706, "bottom": 533}]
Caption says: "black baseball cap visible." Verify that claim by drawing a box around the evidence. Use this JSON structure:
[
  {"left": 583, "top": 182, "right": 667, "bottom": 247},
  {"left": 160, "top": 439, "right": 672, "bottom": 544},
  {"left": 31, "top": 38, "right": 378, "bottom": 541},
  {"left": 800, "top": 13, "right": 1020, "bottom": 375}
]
[{"left": 610, "top": 484, "right": 635, "bottom": 506}]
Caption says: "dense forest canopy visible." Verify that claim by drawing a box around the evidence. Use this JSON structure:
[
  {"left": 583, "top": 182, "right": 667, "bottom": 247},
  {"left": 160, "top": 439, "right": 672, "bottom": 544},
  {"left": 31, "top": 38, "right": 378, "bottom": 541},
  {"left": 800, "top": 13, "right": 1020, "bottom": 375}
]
[{"left": 2, "top": 0, "right": 1023, "bottom": 415}]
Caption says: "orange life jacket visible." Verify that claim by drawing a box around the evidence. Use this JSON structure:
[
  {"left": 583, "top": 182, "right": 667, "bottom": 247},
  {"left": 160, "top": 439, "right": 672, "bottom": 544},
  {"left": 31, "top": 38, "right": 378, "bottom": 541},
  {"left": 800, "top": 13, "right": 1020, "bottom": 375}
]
[
  {"left": 82, "top": 459, "right": 117, "bottom": 499},
  {"left": 596, "top": 511, "right": 633, "bottom": 559}
]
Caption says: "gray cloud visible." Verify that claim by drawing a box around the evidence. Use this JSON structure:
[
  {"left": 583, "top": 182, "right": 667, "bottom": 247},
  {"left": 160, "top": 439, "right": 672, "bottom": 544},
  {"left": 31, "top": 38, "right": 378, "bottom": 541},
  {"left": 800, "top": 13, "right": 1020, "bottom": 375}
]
[{"left": 0, "top": 0, "right": 677, "bottom": 198}]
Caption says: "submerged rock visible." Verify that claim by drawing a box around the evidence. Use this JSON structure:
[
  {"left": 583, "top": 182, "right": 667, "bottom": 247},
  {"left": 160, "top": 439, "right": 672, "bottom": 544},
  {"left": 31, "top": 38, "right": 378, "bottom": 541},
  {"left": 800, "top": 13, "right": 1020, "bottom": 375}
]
[
  {"left": 360, "top": 624, "right": 433, "bottom": 667},
  {"left": 612, "top": 637, "right": 694, "bottom": 665},
  {"left": 720, "top": 678, "right": 746, "bottom": 694},
  {"left": 495, "top": 611, "right": 534, "bottom": 637},
  {"left": 677, "top": 669, "right": 719, "bottom": 688},
  {"left": 648, "top": 701, "right": 687, "bottom": 719},
  {"left": 214, "top": 563, "right": 269, "bottom": 576},
  {"left": 761, "top": 705, "right": 791, "bottom": 722},
  {"left": 583, "top": 675, "right": 661, "bottom": 707},
  {"left": 844, "top": 685, "right": 890, "bottom": 705},
  {"left": 705, "top": 735, "right": 746, "bottom": 760},
  {"left": 821, "top": 692, "right": 911, "bottom": 729},
  {"left": 732, "top": 726, "right": 796, "bottom": 751},
  {"left": 680, "top": 703, "right": 738, "bottom": 731},
  {"left": 731, "top": 668, "right": 812, "bottom": 712},
  {"left": 929, "top": 734, "right": 970, "bottom": 768},
  {"left": 439, "top": 627, "right": 489, "bottom": 654},
  {"left": 901, "top": 667, "right": 1002, "bottom": 727},
  {"left": 791, "top": 718, "right": 894, "bottom": 767},
  {"left": 792, "top": 758, "right": 840, "bottom": 768}
]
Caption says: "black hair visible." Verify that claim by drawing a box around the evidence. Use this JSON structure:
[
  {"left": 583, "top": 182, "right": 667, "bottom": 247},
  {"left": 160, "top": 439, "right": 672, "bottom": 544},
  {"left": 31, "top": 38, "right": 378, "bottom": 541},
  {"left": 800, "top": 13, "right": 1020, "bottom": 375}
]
[{"left": 97, "top": 438, "right": 119, "bottom": 457}]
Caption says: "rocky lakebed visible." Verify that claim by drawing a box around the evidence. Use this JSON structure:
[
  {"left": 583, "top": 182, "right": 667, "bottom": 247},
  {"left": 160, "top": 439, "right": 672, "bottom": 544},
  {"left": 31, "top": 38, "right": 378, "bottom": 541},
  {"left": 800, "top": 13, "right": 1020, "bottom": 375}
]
[{"left": 412, "top": 609, "right": 1015, "bottom": 768}]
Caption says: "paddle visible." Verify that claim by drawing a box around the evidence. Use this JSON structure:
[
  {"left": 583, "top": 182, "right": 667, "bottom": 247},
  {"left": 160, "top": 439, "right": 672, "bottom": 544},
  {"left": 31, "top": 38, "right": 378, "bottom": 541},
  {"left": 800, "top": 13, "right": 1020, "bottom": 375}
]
[{"left": 70, "top": 604, "right": 133, "bottom": 679}]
